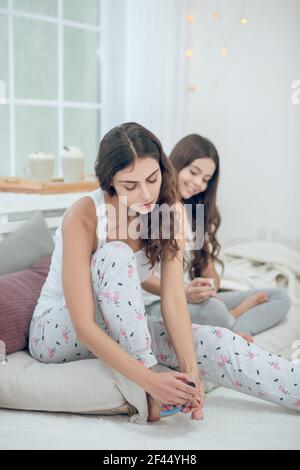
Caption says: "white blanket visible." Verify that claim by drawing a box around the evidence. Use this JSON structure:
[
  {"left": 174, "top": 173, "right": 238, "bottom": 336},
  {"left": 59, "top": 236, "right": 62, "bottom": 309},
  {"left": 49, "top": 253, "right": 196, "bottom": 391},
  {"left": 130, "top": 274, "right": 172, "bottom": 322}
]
[{"left": 219, "top": 242, "right": 300, "bottom": 305}]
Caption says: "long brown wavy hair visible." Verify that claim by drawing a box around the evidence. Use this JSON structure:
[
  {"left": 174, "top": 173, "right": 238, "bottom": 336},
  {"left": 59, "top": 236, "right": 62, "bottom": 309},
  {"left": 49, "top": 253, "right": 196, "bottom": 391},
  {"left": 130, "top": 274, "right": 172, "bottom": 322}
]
[
  {"left": 169, "top": 134, "right": 223, "bottom": 280},
  {"left": 94, "top": 122, "right": 181, "bottom": 269}
]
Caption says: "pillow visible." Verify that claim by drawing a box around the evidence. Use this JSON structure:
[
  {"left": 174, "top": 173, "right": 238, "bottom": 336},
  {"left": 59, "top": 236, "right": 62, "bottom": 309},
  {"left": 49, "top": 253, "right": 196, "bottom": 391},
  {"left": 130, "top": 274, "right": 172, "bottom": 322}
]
[
  {"left": 4, "top": 307, "right": 298, "bottom": 421},
  {"left": 0, "top": 352, "right": 175, "bottom": 423},
  {"left": 0, "top": 211, "right": 54, "bottom": 276},
  {"left": 0, "top": 254, "right": 52, "bottom": 354}
]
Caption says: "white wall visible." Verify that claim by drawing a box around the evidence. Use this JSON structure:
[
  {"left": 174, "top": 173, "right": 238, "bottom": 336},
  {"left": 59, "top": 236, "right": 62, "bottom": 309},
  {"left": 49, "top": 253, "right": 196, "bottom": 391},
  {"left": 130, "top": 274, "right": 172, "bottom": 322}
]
[{"left": 187, "top": 0, "right": 300, "bottom": 250}]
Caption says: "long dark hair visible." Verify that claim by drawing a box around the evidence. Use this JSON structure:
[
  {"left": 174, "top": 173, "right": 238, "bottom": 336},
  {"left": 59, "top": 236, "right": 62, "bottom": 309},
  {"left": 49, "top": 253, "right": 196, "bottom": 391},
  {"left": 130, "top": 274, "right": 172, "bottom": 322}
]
[
  {"left": 94, "top": 122, "right": 180, "bottom": 268},
  {"left": 169, "top": 134, "right": 223, "bottom": 280}
]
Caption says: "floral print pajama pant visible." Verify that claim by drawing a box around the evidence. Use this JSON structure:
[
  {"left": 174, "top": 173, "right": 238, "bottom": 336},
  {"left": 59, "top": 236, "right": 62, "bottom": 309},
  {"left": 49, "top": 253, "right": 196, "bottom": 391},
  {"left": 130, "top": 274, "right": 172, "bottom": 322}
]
[{"left": 29, "top": 241, "right": 300, "bottom": 413}]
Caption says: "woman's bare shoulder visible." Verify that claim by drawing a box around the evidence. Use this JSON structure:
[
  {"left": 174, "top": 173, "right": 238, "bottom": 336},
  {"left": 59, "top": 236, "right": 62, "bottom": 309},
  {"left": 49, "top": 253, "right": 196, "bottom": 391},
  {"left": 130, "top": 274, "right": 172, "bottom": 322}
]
[
  {"left": 62, "top": 196, "right": 98, "bottom": 254},
  {"left": 62, "top": 196, "right": 98, "bottom": 235}
]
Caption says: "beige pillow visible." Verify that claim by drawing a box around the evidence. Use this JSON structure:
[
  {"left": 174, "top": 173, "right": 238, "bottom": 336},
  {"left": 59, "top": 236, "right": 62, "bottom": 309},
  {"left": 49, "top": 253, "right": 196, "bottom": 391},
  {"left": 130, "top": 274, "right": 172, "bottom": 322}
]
[
  {"left": 0, "top": 351, "right": 218, "bottom": 422},
  {"left": 0, "top": 350, "right": 152, "bottom": 424},
  {"left": 3, "top": 305, "right": 298, "bottom": 421}
]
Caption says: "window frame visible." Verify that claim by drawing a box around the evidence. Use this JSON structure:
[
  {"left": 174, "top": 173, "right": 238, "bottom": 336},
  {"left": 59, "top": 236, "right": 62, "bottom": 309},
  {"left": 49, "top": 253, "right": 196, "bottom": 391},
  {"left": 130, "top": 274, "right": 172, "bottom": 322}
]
[{"left": 0, "top": 0, "right": 103, "bottom": 178}]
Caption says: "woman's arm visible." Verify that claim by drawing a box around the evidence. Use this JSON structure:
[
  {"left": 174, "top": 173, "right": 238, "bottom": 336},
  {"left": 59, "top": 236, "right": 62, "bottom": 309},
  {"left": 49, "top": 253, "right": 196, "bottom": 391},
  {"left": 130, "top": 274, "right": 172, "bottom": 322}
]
[
  {"left": 159, "top": 203, "right": 198, "bottom": 375},
  {"left": 142, "top": 272, "right": 212, "bottom": 304},
  {"left": 61, "top": 202, "right": 154, "bottom": 391},
  {"left": 141, "top": 273, "right": 161, "bottom": 296},
  {"left": 200, "top": 256, "right": 221, "bottom": 291}
]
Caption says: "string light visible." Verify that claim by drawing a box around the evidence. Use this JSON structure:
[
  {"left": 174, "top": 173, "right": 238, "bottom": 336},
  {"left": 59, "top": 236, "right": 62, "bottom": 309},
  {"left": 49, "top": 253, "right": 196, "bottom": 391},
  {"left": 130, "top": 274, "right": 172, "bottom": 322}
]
[
  {"left": 186, "top": 4, "right": 195, "bottom": 95},
  {"left": 183, "top": 2, "right": 249, "bottom": 95},
  {"left": 220, "top": 47, "right": 229, "bottom": 57},
  {"left": 186, "top": 14, "right": 195, "bottom": 23},
  {"left": 215, "top": 0, "right": 248, "bottom": 56}
]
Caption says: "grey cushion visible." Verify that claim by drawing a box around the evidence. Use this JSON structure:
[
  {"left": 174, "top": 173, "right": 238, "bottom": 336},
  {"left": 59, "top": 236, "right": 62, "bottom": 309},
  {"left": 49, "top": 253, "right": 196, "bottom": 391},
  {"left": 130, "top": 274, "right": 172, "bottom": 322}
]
[{"left": 0, "top": 211, "right": 54, "bottom": 276}]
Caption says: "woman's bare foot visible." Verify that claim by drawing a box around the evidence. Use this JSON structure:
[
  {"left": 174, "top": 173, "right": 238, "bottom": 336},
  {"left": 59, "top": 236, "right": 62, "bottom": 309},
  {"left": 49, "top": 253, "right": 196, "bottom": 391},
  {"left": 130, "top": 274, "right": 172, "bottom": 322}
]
[
  {"left": 146, "top": 393, "right": 161, "bottom": 422},
  {"left": 236, "top": 331, "right": 254, "bottom": 343},
  {"left": 230, "top": 292, "right": 269, "bottom": 319},
  {"left": 146, "top": 393, "right": 181, "bottom": 422}
]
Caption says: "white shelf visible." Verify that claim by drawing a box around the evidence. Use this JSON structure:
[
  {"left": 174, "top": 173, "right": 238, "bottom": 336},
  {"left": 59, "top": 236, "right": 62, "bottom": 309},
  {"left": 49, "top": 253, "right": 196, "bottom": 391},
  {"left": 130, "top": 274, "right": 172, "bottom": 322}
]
[
  {"left": 0, "top": 191, "right": 90, "bottom": 213},
  {"left": 0, "top": 191, "right": 90, "bottom": 240}
]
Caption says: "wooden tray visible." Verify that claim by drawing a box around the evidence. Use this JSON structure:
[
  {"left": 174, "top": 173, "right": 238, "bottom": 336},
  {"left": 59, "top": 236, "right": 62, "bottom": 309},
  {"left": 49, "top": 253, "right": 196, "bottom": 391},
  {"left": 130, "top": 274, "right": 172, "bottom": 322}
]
[{"left": 0, "top": 176, "right": 99, "bottom": 194}]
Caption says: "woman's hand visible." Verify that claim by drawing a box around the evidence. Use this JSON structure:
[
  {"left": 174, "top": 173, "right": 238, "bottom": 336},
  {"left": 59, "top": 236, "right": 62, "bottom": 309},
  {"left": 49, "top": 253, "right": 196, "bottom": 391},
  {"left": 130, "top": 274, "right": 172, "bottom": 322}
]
[
  {"left": 145, "top": 371, "right": 199, "bottom": 407},
  {"left": 185, "top": 278, "right": 217, "bottom": 304},
  {"left": 176, "top": 373, "right": 205, "bottom": 420}
]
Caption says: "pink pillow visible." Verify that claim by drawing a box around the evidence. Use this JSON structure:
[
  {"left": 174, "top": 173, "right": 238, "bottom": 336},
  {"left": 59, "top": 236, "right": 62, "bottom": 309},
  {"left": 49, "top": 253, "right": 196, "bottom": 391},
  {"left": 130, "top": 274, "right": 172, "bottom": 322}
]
[{"left": 0, "top": 254, "right": 52, "bottom": 354}]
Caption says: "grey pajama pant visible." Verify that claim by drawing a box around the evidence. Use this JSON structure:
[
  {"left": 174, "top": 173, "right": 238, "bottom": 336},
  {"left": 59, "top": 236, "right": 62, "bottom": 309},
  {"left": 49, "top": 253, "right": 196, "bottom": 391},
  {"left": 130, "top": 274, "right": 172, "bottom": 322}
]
[
  {"left": 29, "top": 241, "right": 300, "bottom": 413},
  {"left": 146, "top": 288, "right": 291, "bottom": 336}
]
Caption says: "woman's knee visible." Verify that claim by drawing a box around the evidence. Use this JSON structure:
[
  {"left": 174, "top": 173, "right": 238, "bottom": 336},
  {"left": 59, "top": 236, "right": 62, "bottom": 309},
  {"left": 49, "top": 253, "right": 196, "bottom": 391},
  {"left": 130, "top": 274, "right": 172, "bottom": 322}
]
[
  {"left": 91, "top": 241, "right": 137, "bottom": 282},
  {"left": 193, "top": 324, "right": 233, "bottom": 355},
  {"left": 265, "top": 288, "right": 292, "bottom": 319},
  {"left": 98, "top": 240, "right": 135, "bottom": 255},
  {"left": 275, "top": 288, "right": 291, "bottom": 310}
]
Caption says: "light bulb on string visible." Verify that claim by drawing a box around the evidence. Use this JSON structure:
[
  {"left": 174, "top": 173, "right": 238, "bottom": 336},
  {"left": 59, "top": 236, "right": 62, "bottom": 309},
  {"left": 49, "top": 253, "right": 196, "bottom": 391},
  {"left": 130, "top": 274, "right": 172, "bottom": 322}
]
[
  {"left": 220, "top": 47, "right": 229, "bottom": 57},
  {"left": 186, "top": 14, "right": 195, "bottom": 23},
  {"left": 185, "top": 49, "right": 193, "bottom": 58},
  {"left": 214, "top": 0, "right": 249, "bottom": 57}
]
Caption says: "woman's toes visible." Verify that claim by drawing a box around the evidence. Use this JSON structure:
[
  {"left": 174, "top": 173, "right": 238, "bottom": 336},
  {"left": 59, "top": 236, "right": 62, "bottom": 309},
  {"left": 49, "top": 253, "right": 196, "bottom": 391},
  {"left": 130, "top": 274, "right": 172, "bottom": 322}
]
[
  {"left": 236, "top": 331, "right": 254, "bottom": 342},
  {"left": 245, "top": 334, "right": 254, "bottom": 343},
  {"left": 256, "top": 292, "right": 269, "bottom": 304},
  {"left": 191, "top": 409, "right": 204, "bottom": 420}
]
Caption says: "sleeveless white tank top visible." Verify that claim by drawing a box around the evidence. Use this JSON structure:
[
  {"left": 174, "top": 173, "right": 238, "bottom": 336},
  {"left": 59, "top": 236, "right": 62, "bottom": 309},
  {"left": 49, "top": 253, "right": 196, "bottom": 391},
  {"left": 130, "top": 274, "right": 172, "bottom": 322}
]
[
  {"left": 32, "top": 187, "right": 153, "bottom": 319},
  {"left": 142, "top": 215, "right": 194, "bottom": 306}
]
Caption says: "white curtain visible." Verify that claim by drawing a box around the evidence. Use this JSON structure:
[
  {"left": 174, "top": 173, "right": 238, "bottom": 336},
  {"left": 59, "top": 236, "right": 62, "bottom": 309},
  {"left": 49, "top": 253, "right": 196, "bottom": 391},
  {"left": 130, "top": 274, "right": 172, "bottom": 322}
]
[{"left": 102, "top": 0, "right": 189, "bottom": 154}]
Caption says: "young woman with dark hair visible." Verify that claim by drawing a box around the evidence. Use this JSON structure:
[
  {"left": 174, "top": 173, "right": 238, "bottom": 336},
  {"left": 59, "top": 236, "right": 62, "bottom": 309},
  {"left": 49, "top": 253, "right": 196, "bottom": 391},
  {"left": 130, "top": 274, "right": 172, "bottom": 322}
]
[
  {"left": 143, "top": 134, "right": 291, "bottom": 338},
  {"left": 29, "top": 125, "right": 299, "bottom": 424}
]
